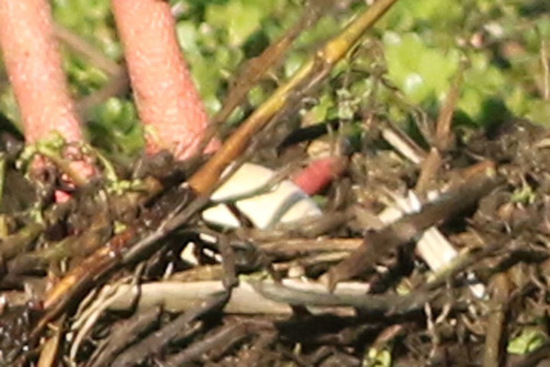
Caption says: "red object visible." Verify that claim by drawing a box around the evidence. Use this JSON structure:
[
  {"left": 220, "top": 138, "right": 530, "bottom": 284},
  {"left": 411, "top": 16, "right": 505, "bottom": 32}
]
[
  {"left": 54, "top": 190, "right": 72, "bottom": 204},
  {"left": 111, "top": 0, "right": 220, "bottom": 160},
  {"left": 0, "top": 0, "right": 96, "bottom": 191},
  {"left": 292, "top": 156, "right": 347, "bottom": 196}
]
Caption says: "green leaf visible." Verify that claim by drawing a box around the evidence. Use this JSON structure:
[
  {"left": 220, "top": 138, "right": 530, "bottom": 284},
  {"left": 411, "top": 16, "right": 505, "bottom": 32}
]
[
  {"left": 507, "top": 328, "right": 546, "bottom": 355},
  {"left": 206, "top": 1, "right": 264, "bottom": 47},
  {"left": 384, "top": 32, "right": 460, "bottom": 104}
]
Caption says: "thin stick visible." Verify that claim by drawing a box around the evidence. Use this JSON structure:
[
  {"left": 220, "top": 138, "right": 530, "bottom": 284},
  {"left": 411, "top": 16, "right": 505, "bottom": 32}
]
[
  {"left": 482, "top": 273, "right": 511, "bottom": 367},
  {"left": 53, "top": 23, "right": 121, "bottom": 77},
  {"left": 435, "top": 69, "right": 463, "bottom": 152}
]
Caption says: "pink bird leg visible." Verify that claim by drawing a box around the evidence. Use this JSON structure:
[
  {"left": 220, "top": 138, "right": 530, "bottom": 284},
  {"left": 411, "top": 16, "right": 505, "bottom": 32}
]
[
  {"left": 110, "top": 0, "right": 220, "bottom": 160},
  {"left": 0, "top": 0, "right": 96, "bottom": 192},
  {"left": 0, "top": 0, "right": 83, "bottom": 145}
]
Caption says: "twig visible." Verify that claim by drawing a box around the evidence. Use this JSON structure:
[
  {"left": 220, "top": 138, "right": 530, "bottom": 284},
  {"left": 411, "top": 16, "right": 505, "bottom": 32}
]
[
  {"left": 164, "top": 319, "right": 274, "bottom": 367},
  {"left": 435, "top": 69, "right": 463, "bottom": 152},
  {"left": 110, "top": 292, "right": 227, "bottom": 367},
  {"left": 87, "top": 306, "right": 162, "bottom": 367},
  {"left": 540, "top": 37, "right": 549, "bottom": 100},
  {"left": 106, "top": 281, "right": 292, "bottom": 315},
  {"left": 482, "top": 272, "right": 512, "bottom": 367},
  {"left": 251, "top": 279, "right": 437, "bottom": 314},
  {"left": 0, "top": 222, "right": 45, "bottom": 261},
  {"left": 414, "top": 148, "right": 442, "bottom": 196}
]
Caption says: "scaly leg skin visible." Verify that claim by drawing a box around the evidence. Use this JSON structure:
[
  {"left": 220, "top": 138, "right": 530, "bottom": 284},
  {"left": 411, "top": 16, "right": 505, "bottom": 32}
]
[
  {"left": 0, "top": 0, "right": 82, "bottom": 145},
  {"left": 0, "top": 0, "right": 218, "bottom": 197},
  {"left": 110, "top": 0, "right": 220, "bottom": 160},
  {"left": 0, "top": 0, "right": 98, "bottom": 198}
]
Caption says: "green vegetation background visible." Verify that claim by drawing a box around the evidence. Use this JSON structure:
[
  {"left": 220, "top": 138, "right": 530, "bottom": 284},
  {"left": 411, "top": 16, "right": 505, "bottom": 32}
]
[{"left": 0, "top": 0, "right": 548, "bottom": 157}]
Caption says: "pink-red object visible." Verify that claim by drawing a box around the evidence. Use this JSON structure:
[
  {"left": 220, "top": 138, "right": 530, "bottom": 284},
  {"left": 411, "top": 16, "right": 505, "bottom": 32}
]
[
  {"left": 292, "top": 156, "right": 347, "bottom": 196},
  {"left": 0, "top": 0, "right": 83, "bottom": 145},
  {"left": 110, "top": 0, "right": 219, "bottom": 160}
]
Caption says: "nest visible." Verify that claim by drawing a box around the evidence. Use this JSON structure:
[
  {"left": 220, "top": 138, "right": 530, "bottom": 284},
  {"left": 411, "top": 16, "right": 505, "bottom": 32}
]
[{"left": 1, "top": 0, "right": 549, "bottom": 366}]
